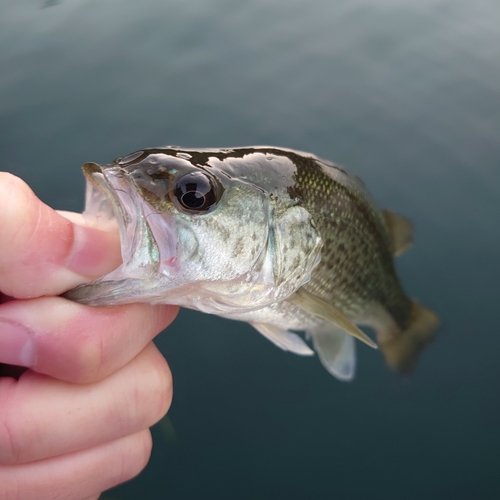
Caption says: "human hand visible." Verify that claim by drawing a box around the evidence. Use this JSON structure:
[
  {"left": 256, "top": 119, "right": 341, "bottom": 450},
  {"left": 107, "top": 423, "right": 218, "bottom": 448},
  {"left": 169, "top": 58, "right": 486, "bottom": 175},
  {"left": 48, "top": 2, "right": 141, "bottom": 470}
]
[{"left": 0, "top": 173, "right": 178, "bottom": 499}]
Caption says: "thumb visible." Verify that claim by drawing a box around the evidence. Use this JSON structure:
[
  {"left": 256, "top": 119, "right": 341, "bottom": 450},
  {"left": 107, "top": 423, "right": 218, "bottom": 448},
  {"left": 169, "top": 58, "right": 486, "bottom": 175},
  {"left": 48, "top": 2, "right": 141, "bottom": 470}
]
[{"left": 0, "top": 173, "right": 121, "bottom": 299}]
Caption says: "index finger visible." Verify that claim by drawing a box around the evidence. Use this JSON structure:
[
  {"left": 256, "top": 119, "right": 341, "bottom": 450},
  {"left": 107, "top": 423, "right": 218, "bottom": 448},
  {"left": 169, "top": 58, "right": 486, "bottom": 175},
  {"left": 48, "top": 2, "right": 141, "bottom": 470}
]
[{"left": 0, "top": 173, "right": 121, "bottom": 299}]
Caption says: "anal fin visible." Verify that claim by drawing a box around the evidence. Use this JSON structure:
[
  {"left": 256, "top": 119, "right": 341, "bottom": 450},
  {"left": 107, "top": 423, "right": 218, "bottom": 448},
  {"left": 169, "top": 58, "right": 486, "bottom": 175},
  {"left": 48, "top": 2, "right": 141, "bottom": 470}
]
[
  {"left": 251, "top": 323, "right": 314, "bottom": 356},
  {"left": 309, "top": 327, "right": 356, "bottom": 381}
]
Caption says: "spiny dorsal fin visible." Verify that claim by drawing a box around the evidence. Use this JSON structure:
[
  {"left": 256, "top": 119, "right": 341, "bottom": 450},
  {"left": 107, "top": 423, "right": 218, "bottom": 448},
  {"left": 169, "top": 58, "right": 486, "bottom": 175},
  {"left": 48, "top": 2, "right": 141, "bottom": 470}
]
[
  {"left": 289, "top": 289, "right": 378, "bottom": 349},
  {"left": 383, "top": 210, "right": 414, "bottom": 257}
]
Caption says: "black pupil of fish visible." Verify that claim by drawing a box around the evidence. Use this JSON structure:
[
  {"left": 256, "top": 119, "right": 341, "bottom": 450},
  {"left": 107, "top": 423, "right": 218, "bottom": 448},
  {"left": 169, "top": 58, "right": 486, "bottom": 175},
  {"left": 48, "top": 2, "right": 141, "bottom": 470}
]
[{"left": 175, "top": 172, "right": 215, "bottom": 211}]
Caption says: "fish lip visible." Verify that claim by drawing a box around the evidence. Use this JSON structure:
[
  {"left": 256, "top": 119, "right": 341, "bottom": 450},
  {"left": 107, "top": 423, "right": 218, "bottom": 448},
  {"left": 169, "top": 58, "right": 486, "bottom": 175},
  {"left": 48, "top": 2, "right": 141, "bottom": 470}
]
[
  {"left": 82, "top": 162, "right": 128, "bottom": 226},
  {"left": 82, "top": 162, "right": 162, "bottom": 279}
]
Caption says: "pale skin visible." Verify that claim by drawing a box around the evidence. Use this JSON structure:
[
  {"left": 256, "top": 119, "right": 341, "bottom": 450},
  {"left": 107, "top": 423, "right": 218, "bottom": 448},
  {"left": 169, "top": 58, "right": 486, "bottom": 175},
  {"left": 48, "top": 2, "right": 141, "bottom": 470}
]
[{"left": 0, "top": 173, "right": 179, "bottom": 499}]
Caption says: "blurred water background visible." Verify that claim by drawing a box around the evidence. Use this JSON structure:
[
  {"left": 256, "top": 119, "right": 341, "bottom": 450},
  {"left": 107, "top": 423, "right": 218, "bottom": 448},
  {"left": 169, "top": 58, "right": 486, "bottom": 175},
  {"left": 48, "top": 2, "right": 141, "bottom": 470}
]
[{"left": 1, "top": 0, "right": 499, "bottom": 498}]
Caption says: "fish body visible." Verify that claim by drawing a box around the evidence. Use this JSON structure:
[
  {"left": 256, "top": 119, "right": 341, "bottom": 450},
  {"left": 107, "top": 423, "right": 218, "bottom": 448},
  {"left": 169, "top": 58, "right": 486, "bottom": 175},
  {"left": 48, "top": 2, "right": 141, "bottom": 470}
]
[{"left": 65, "top": 146, "right": 439, "bottom": 380}]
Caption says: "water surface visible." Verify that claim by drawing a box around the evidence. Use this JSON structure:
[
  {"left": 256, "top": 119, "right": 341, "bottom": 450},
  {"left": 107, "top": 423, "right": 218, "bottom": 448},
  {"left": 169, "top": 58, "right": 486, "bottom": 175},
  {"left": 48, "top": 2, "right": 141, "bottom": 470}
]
[{"left": 1, "top": 0, "right": 499, "bottom": 498}]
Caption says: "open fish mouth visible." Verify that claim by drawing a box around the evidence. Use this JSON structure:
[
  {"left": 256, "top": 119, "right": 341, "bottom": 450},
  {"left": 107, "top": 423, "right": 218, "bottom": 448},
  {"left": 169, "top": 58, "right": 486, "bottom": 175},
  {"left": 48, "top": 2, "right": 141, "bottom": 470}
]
[
  {"left": 64, "top": 162, "right": 178, "bottom": 305},
  {"left": 82, "top": 162, "right": 161, "bottom": 278}
]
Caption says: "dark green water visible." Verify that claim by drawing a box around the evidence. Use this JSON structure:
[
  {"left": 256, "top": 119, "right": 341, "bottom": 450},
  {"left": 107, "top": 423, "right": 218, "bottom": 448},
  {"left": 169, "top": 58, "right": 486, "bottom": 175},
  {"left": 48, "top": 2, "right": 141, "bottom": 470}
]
[{"left": 1, "top": 0, "right": 499, "bottom": 498}]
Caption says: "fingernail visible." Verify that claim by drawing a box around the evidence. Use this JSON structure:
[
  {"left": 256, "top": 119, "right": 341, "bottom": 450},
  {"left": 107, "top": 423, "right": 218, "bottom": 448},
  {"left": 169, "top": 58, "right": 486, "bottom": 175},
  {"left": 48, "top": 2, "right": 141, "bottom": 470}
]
[{"left": 0, "top": 320, "right": 36, "bottom": 367}]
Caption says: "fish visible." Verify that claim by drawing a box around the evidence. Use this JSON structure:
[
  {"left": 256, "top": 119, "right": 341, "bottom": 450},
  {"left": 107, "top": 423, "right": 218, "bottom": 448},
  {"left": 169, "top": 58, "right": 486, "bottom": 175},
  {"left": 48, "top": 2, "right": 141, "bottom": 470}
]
[{"left": 64, "top": 146, "right": 440, "bottom": 380}]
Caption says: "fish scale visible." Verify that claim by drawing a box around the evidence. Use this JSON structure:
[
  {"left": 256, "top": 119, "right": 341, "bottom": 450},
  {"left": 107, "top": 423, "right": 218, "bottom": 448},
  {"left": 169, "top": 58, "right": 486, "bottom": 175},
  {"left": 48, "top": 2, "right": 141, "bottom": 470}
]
[
  {"left": 64, "top": 146, "right": 439, "bottom": 380},
  {"left": 278, "top": 150, "right": 412, "bottom": 326}
]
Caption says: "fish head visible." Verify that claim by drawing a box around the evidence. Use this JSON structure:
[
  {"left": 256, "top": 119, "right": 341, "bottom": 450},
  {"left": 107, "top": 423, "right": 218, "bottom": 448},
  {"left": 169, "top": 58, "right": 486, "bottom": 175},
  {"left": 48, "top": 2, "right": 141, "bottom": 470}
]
[{"left": 66, "top": 147, "right": 323, "bottom": 314}]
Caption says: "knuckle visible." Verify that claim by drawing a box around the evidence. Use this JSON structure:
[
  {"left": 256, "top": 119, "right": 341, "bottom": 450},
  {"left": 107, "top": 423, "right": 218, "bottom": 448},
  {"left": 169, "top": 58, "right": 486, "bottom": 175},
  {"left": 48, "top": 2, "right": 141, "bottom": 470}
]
[
  {"left": 115, "top": 431, "right": 153, "bottom": 486},
  {"left": 70, "top": 331, "right": 106, "bottom": 384},
  {"left": 153, "top": 304, "right": 179, "bottom": 333},
  {"left": 146, "top": 348, "right": 173, "bottom": 422},
  {"left": 131, "top": 430, "right": 153, "bottom": 475},
  {"left": 127, "top": 346, "right": 173, "bottom": 428}
]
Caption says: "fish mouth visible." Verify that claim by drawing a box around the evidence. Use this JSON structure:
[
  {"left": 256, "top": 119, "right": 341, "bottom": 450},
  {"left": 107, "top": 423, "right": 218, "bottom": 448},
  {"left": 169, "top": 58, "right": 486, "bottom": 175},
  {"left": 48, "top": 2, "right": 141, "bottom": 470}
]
[
  {"left": 82, "top": 162, "right": 161, "bottom": 279},
  {"left": 64, "top": 162, "right": 178, "bottom": 305}
]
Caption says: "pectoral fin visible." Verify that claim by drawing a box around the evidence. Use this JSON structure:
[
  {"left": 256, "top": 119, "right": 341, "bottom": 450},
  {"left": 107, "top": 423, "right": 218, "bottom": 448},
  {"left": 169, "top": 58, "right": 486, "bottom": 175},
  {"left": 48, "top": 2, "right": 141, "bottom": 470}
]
[
  {"left": 383, "top": 210, "right": 414, "bottom": 257},
  {"left": 289, "top": 289, "right": 378, "bottom": 349},
  {"left": 309, "top": 327, "right": 356, "bottom": 381},
  {"left": 251, "top": 323, "right": 314, "bottom": 356}
]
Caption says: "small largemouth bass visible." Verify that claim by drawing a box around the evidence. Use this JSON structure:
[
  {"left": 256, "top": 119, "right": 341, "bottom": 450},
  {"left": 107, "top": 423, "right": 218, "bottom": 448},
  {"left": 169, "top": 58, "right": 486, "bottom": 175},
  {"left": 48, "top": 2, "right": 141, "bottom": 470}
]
[{"left": 65, "top": 146, "right": 439, "bottom": 380}]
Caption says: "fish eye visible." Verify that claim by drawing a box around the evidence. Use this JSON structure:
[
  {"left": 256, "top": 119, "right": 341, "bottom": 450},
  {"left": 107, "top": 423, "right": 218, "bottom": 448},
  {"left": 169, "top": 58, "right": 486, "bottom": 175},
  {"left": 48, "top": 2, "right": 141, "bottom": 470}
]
[{"left": 173, "top": 171, "right": 218, "bottom": 213}]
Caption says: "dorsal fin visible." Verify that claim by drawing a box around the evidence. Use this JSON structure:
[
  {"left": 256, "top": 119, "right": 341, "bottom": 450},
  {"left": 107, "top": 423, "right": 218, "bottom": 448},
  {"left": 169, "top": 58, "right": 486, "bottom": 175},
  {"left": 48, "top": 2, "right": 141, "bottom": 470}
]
[
  {"left": 383, "top": 210, "right": 414, "bottom": 257},
  {"left": 289, "top": 289, "right": 377, "bottom": 349}
]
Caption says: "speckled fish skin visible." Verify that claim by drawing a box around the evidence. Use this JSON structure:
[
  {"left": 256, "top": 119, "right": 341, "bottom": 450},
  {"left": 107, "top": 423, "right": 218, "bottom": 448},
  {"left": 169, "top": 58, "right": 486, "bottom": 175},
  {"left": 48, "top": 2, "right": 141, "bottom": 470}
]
[
  {"left": 65, "top": 146, "right": 439, "bottom": 380},
  {"left": 278, "top": 150, "right": 411, "bottom": 326}
]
